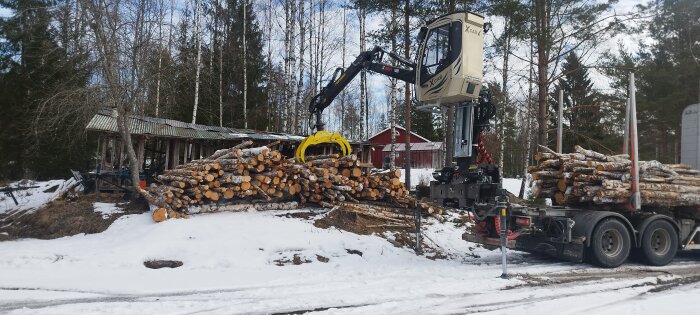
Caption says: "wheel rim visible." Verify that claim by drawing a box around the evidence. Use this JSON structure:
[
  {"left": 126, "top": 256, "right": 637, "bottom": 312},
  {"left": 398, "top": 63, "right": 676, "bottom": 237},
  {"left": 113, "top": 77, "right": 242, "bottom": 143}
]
[
  {"left": 649, "top": 228, "right": 671, "bottom": 256},
  {"left": 600, "top": 229, "right": 623, "bottom": 258}
]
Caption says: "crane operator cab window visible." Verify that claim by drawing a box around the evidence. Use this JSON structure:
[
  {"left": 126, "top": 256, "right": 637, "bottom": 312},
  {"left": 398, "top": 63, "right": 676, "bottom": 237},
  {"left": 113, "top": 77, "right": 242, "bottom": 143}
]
[{"left": 420, "top": 21, "right": 462, "bottom": 85}]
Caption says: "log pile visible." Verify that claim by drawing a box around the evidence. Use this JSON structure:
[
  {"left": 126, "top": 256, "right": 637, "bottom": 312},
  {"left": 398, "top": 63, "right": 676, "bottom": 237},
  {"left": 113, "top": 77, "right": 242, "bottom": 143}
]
[
  {"left": 141, "top": 142, "right": 414, "bottom": 222},
  {"left": 530, "top": 145, "right": 700, "bottom": 208}
]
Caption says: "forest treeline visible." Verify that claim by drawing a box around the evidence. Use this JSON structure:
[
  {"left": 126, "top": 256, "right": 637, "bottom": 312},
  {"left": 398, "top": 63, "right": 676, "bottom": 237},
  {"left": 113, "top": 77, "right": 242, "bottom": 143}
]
[{"left": 0, "top": 0, "right": 698, "bottom": 180}]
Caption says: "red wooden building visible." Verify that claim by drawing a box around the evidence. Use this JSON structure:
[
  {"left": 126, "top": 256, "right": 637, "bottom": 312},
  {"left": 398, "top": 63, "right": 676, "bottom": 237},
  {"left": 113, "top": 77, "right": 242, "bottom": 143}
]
[{"left": 367, "top": 126, "right": 444, "bottom": 169}]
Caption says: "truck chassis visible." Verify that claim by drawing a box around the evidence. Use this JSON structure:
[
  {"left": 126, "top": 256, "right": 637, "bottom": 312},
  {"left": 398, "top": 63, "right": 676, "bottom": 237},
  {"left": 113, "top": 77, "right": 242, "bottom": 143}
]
[{"left": 463, "top": 204, "right": 700, "bottom": 267}]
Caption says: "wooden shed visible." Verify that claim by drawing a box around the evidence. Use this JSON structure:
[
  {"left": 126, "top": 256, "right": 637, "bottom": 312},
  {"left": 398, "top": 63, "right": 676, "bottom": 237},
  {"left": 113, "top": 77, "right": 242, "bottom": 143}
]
[
  {"left": 367, "top": 126, "right": 442, "bottom": 169},
  {"left": 381, "top": 142, "right": 444, "bottom": 169}
]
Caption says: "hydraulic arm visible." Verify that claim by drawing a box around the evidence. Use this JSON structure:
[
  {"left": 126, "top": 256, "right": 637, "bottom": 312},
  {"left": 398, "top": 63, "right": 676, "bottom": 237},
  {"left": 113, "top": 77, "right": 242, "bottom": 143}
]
[{"left": 295, "top": 47, "right": 417, "bottom": 162}]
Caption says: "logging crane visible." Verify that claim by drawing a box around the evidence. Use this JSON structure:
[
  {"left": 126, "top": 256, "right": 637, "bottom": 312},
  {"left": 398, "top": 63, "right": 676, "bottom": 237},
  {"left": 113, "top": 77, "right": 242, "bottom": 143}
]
[
  {"left": 295, "top": 11, "right": 493, "bottom": 164},
  {"left": 295, "top": 10, "right": 700, "bottom": 269}
]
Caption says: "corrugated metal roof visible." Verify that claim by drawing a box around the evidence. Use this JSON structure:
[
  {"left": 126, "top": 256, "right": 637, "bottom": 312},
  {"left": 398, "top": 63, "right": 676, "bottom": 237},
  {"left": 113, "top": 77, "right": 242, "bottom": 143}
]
[
  {"left": 382, "top": 142, "right": 443, "bottom": 152},
  {"left": 86, "top": 109, "right": 305, "bottom": 141}
]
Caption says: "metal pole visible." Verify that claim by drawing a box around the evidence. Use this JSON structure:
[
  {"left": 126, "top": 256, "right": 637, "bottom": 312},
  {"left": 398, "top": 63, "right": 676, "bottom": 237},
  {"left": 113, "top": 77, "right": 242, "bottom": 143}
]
[
  {"left": 499, "top": 200, "right": 508, "bottom": 278},
  {"left": 623, "top": 98, "right": 630, "bottom": 155},
  {"left": 629, "top": 73, "right": 641, "bottom": 210},
  {"left": 414, "top": 206, "right": 421, "bottom": 254},
  {"left": 557, "top": 89, "right": 563, "bottom": 153}
]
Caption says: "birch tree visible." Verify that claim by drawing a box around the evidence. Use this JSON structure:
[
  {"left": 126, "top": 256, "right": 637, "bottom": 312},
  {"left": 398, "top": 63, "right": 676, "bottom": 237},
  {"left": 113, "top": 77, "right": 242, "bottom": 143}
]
[
  {"left": 192, "top": 0, "right": 203, "bottom": 124},
  {"left": 78, "top": 0, "right": 160, "bottom": 188},
  {"left": 294, "top": 0, "right": 307, "bottom": 134}
]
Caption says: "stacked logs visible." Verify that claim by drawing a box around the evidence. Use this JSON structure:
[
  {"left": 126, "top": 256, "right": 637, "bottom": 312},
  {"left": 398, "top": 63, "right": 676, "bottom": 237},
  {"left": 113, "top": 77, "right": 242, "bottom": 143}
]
[
  {"left": 530, "top": 145, "right": 700, "bottom": 208},
  {"left": 141, "top": 141, "right": 414, "bottom": 221}
]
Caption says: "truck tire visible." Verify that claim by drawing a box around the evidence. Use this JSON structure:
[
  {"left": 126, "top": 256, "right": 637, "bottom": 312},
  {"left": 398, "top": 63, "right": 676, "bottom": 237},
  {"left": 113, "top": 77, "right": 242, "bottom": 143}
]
[
  {"left": 639, "top": 220, "right": 678, "bottom": 266},
  {"left": 588, "top": 218, "right": 631, "bottom": 268}
]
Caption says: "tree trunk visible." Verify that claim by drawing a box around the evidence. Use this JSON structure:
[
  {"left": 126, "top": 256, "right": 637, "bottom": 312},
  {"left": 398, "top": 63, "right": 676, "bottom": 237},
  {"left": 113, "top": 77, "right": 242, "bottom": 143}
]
[
  {"left": 519, "top": 29, "right": 535, "bottom": 199},
  {"left": 535, "top": 0, "right": 548, "bottom": 147},
  {"left": 155, "top": 0, "right": 164, "bottom": 117},
  {"left": 116, "top": 110, "right": 141, "bottom": 189},
  {"left": 192, "top": 0, "right": 202, "bottom": 125},
  {"left": 389, "top": 1, "right": 398, "bottom": 169},
  {"left": 243, "top": 0, "right": 248, "bottom": 129},
  {"left": 403, "top": 0, "right": 411, "bottom": 188},
  {"left": 499, "top": 17, "right": 511, "bottom": 174},
  {"left": 295, "top": 0, "right": 306, "bottom": 134},
  {"left": 340, "top": 3, "right": 346, "bottom": 134},
  {"left": 218, "top": 0, "right": 224, "bottom": 127},
  {"left": 358, "top": 7, "right": 366, "bottom": 140}
]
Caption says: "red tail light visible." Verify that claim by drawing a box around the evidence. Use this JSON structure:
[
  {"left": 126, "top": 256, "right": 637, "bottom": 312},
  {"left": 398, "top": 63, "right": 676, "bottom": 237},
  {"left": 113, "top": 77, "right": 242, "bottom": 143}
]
[{"left": 514, "top": 216, "right": 531, "bottom": 226}]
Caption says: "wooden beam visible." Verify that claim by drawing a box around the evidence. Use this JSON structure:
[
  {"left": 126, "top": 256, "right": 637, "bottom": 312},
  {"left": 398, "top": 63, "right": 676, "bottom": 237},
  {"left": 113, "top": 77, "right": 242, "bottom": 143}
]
[{"left": 164, "top": 140, "right": 171, "bottom": 170}]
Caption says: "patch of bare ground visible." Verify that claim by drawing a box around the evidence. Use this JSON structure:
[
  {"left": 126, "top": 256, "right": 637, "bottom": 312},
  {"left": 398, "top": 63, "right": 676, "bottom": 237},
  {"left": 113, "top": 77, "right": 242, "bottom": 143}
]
[{"left": 0, "top": 193, "right": 148, "bottom": 241}]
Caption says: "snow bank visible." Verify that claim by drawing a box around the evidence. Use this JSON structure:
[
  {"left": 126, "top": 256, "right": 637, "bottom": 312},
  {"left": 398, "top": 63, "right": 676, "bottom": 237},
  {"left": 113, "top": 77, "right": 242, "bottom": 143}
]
[
  {"left": 502, "top": 177, "right": 530, "bottom": 198},
  {"left": 0, "top": 179, "right": 73, "bottom": 214},
  {"left": 0, "top": 210, "right": 694, "bottom": 314},
  {"left": 399, "top": 168, "right": 435, "bottom": 189}
]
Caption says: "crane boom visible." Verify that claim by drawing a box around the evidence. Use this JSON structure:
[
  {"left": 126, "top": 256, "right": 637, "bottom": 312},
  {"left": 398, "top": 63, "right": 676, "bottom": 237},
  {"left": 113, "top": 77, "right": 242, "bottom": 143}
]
[{"left": 308, "top": 46, "right": 416, "bottom": 132}]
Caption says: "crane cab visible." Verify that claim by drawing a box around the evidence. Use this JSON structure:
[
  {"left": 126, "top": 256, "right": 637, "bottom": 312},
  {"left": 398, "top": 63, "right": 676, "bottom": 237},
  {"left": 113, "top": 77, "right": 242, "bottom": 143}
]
[{"left": 415, "top": 11, "right": 486, "bottom": 105}]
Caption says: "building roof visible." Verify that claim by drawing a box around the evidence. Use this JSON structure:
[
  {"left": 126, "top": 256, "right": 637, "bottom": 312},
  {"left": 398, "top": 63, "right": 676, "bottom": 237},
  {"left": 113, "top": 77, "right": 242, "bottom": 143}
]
[
  {"left": 382, "top": 142, "right": 443, "bottom": 152},
  {"left": 86, "top": 109, "right": 305, "bottom": 142},
  {"left": 367, "top": 126, "right": 431, "bottom": 143}
]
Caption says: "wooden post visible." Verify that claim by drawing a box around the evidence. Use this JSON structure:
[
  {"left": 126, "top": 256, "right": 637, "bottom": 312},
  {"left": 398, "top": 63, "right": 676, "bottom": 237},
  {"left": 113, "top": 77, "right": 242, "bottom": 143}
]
[
  {"left": 164, "top": 140, "right": 171, "bottom": 170},
  {"left": 183, "top": 141, "right": 189, "bottom": 164},
  {"left": 172, "top": 140, "right": 180, "bottom": 167},
  {"left": 137, "top": 137, "right": 145, "bottom": 171},
  {"left": 100, "top": 136, "right": 107, "bottom": 171}
]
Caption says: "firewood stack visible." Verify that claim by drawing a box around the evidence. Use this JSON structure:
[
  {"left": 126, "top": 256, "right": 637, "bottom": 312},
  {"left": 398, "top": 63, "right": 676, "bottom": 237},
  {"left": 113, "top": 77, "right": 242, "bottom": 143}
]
[
  {"left": 140, "top": 141, "right": 414, "bottom": 222},
  {"left": 530, "top": 145, "right": 700, "bottom": 208}
]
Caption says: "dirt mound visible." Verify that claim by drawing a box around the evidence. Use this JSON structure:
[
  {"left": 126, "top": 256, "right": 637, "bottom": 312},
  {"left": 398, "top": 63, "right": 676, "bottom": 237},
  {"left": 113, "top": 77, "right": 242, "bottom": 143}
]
[
  {"left": 314, "top": 209, "right": 411, "bottom": 235},
  {"left": 0, "top": 193, "right": 148, "bottom": 241},
  {"left": 313, "top": 208, "right": 427, "bottom": 250}
]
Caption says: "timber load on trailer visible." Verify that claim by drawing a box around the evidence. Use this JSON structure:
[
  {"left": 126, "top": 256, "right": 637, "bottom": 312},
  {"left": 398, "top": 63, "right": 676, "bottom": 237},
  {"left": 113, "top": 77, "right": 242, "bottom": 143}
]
[{"left": 464, "top": 145, "right": 700, "bottom": 268}]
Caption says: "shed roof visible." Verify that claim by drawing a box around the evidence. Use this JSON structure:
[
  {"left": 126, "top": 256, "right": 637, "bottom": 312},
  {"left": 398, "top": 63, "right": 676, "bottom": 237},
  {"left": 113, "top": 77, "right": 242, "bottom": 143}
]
[
  {"left": 382, "top": 142, "right": 443, "bottom": 152},
  {"left": 86, "top": 109, "right": 305, "bottom": 142}
]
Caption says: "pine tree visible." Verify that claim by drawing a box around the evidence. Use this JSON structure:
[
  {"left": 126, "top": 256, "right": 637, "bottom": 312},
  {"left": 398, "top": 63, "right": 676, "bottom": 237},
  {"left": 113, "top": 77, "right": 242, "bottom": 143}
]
[
  {"left": 0, "top": 0, "right": 93, "bottom": 179},
  {"left": 549, "top": 52, "right": 603, "bottom": 152}
]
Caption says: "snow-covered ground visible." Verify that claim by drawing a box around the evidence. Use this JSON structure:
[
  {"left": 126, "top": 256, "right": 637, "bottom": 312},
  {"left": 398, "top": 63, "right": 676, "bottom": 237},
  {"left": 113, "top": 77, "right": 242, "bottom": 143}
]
[
  {"left": 93, "top": 202, "right": 124, "bottom": 219},
  {"left": 0, "top": 179, "right": 73, "bottom": 214},
  {"left": 1, "top": 210, "right": 698, "bottom": 314}
]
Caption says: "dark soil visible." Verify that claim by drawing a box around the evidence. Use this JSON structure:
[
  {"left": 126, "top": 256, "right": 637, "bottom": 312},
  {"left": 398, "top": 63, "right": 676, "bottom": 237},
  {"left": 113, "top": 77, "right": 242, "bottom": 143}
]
[
  {"left": 0, "top": 193, "right": 148, "bottom": 241},
  {"left": 274, "top": 254, "right": 312, "bottom": 266},
  {"left": 313, "top": 208, "right": 435, "bottom": 254},
  {"left": 144, "top": 260, "right": 183, "bottom": 269},
  {"left": 313, "top": 209, "right": 412, "bottom": 235},
  {"left": 276, "top": 211, "right": 317, "bottom": 220}
]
